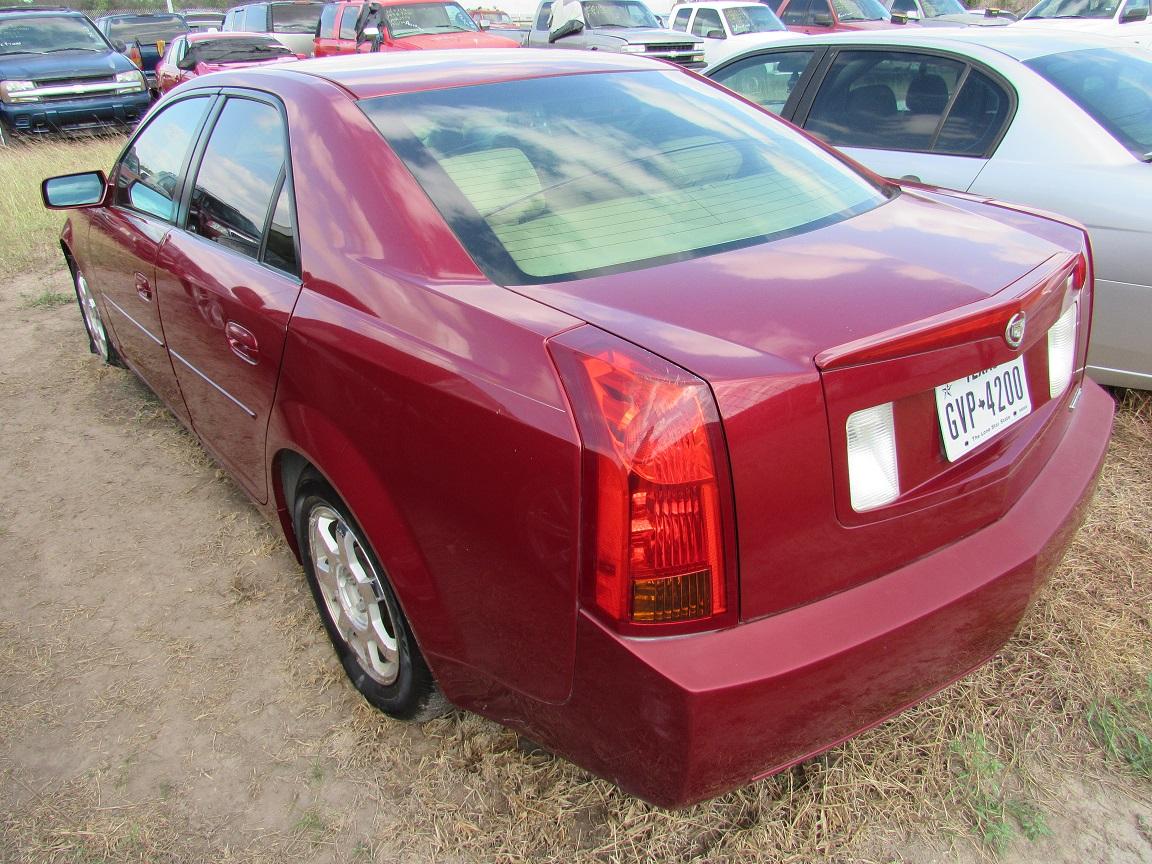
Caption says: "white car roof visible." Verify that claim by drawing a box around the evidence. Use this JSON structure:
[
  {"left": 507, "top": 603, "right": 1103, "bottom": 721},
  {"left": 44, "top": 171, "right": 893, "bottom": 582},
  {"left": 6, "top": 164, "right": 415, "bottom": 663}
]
[
  {"left": 720, "top": 26, "right": 1135, "bottom": 62},
  {"left": 669, "top": 0, "right": 781, "bottom": 9}
]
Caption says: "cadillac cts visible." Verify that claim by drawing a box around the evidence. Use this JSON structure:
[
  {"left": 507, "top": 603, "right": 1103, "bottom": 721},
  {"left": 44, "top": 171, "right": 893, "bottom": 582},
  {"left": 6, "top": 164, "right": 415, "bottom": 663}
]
[{"left": 42, "top": 50, "right": 1113, "bottom": 807}]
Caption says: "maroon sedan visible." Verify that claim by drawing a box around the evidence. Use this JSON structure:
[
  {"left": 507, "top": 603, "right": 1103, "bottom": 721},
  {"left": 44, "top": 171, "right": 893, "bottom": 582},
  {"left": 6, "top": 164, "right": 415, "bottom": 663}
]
[
  {"left": 42, "top": 50, "right": 1113, "bottom": 808},
  {"left": 154, "top": 31, "right": 299, "bottom": 94}
]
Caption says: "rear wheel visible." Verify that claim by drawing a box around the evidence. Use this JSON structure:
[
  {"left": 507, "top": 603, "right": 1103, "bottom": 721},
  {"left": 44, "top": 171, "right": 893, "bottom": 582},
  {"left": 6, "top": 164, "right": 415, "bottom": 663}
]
[
  {"left": 72, "top": 264, "right": 122, "bottom": 366},
  {"left": 295, "top": 477, "right": 448, "bottom": 720}
]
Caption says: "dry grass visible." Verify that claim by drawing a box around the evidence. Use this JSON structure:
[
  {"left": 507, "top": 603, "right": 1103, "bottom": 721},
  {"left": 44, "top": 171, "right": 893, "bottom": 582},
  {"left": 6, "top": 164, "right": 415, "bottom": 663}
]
[{"left": 0, "top": 136, "right": 126, "bottom": 279}]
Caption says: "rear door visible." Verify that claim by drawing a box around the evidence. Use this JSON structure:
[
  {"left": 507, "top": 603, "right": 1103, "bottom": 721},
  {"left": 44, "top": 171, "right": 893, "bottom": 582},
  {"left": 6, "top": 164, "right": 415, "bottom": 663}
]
[
  {"left": 87, "top": 93, "right": 215, "bottom": 423},
  {"left": 313, "top": 1, "right": 341, "bottom": 55},
  {"left": 794, "top": 47, "right": 1016, "bottom": 191},
  {"left": 154, "top": 93, "right": 303, "bottom": 502}
]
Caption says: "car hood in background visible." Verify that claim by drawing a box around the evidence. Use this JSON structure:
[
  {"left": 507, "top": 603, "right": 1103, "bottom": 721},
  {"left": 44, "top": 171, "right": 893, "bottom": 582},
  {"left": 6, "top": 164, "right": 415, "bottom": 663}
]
[
  {"left": 513, "top": 188, "right": 1071, "bottom": 379},
  {"left": 0, "top": 49, "right": 138, "bottom": 80},
  {"left": 611, "top": 27, "right": 704, "bottom": 43}
]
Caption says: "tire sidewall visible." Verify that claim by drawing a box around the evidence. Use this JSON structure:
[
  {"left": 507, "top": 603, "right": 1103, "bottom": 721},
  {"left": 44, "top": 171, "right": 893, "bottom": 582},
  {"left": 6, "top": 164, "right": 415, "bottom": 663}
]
[{"left": 293, "top": 479, "right": 428, "bottom": 718}]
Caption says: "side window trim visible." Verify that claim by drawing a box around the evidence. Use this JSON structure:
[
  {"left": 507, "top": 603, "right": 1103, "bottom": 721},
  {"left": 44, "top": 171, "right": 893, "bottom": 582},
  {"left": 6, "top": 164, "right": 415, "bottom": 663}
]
[
  {"left": 111, "top": 92, "right": 219, "bottom": 224},
  {"left": 179, "top": 89, "right": 301, "bottom": 280}
]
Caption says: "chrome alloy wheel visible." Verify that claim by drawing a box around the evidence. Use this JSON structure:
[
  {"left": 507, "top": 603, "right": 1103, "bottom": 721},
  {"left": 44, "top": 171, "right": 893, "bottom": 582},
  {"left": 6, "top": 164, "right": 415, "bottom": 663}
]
[
  {"left": 76, "top": 270, "right": 110, "bottom": 362},
  {"left": 308, "top": 505, "right": 400, "bottom": 686}
]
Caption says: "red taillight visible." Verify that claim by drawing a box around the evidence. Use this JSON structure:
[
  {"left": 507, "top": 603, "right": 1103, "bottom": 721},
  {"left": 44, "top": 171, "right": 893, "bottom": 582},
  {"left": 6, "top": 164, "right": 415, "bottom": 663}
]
[{"left": 549, "top": 327, "right": 734, "bottom": 634}]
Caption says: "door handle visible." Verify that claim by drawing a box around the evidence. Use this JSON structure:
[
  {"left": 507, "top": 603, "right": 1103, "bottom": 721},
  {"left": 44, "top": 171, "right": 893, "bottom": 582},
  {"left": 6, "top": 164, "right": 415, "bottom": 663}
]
[
  {"left": 225, "top": 321, "right": 259, "bottom": 366},
  {"left": 898, "top": 174, "right": 922, "bottom": 184},
  {"left": 134, "top": 272, "right": 152, "bottom": 301}
]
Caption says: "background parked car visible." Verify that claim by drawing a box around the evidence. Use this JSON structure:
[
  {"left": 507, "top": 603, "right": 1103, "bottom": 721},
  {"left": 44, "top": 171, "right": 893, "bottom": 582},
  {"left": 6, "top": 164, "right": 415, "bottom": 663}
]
[
  {"left": 156, "top": 32, "right": 300, "bottom": 94},
  {"left": 1014, "top": 0, "right": 1151, "bottom": 49},
  {"left": 769, "top": 0, "right": 911, "bottom": 32},
  {"left": 222, "top": 1, "right": 325, "bottom": 55},
  {"left": 668, "top": 0, "right": 794, "bottom": 66},
  {"left": 0, "top": 7, "right": 150, "bottom": 144},
  {"left": 706, "top": 28, "right": 1152, "bottom": 388},
  {"left": 525, "top": 0, "right": 705, "bottom": 66},
  {"left": 469, "top": 6, "right": 521, "bottom": 28},
  {"left": 96, "top": 13, "right": 190, "bottom": 94},
  {"left": 43, "top": 49, "right": 1112, "bottom": 807},
  {"left": 314, "top": 0, "right": 521, "bottom": 55},
  {"left": 880, "top": 0, "right": 1016, "bottom": 26}
]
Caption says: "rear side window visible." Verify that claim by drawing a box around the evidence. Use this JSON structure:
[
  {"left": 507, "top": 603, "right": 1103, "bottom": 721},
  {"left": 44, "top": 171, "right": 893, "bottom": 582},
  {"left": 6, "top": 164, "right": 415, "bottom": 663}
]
[
  {"left": 187, "top": 98, "right": 298, "bottom": 274},
  {"left": 1025, "top": 47, "right": 1152, "bottom": 160},
  {"left": 272, "top": 2, "right": 322, "bottom": 31},
  {"left": 114, "top": 96, "right": 213, "bottom": 221},
  {"left": 318, "top": 3, "right": 339, "bottom": 36},
  {"left": 803, "top": 50, "right": 1010, "bottom": 156},
  {"left": 362, "top": 70, "right": 885, "bottom": 284},
  {"left": 710, "top": 49, "right": 818, "bottom": 114}
]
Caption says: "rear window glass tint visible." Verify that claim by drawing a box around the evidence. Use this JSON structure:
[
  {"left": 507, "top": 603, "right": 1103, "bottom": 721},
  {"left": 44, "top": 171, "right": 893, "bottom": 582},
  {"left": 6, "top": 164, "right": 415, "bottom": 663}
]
[
  {"left": 270, "top": 3, "right": 323, "bottom": 32},
  {"left": 361, "top": 70, "right": 885, "bottom": 284}
]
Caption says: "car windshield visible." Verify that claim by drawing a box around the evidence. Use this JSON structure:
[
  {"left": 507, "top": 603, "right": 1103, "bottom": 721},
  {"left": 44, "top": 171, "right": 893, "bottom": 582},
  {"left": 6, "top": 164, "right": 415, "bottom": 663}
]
[
  {"left": 582, "top": 0, "right": 660, "bottom": 27},
  {"left": 1026, "top": 48, "right": 1152, "bottom": 158},
  {"left": 186, "top": 36, "right": 294, "bottom": 62},
  {"left": 361, "top": 70, "right": 886, "bottom": 284},
  {"left": 106, "top": 15, "right": 188, "bottom": 42},
  {"left": 270, "top": 3, "right": 324, "bottom": 32},
  {"left": 476, "top": 9, "right": 513, "bottom": 21},
  {"left": 383, "top": 2, "right": 482, "bottom": 35},
  {"left": 833, "top": 0, "right": 890, "bottom": 21},
  {"left": 0, "top": 15, "right": 109, "bottom": 55},
  {"left": 723, "top": 5, "right": 787, "bottom": 32},
  {"left": 920, "top": 0, "right": 967, "bottom": 14},
  {"left": 1024, "top": 0, "right": 1118, "bottom": 18}
]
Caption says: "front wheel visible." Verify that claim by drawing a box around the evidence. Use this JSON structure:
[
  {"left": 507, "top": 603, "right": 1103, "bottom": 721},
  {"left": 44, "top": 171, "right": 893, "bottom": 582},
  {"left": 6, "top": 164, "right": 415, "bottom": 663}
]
[
  {"left": 295, "top": 478, "right": 448, "bottom": 721},
  {"left": 72, "top": 264, "right": 122, "bottom": 366}
]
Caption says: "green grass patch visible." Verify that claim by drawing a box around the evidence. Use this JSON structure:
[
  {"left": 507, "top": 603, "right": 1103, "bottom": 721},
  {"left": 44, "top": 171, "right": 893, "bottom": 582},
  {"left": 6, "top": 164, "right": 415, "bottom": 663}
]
[
  {"left": 950, "top": 732, "right": 1051, "bottom": 853},
  {"left": 1087, "top": 676, "right": 1152, "bottom": 779},
  {"left": 0, "top": 136, "right": 126, "bottom": 280},
  {"left": 20, "top": 289, "right": 72, "bottom": 309}
]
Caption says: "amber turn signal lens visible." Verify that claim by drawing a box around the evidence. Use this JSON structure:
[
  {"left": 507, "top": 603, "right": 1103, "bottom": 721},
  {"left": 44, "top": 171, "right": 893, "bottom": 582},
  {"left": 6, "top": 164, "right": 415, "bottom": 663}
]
[{"left": 632, "top": 569, "right": 712, "bottom": 623}]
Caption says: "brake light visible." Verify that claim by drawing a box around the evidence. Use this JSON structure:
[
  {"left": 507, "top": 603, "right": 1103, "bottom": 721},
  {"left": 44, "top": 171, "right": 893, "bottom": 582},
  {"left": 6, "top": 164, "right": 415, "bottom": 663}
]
[{"left": 549, "top": 327, "right": 734, "bottom": 634}]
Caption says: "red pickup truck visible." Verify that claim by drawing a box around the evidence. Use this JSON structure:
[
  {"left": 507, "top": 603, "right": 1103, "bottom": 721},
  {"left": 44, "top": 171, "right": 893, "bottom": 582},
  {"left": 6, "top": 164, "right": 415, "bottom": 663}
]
[{"left": 314, "top": 0, "right": 520, "bottom": 55}]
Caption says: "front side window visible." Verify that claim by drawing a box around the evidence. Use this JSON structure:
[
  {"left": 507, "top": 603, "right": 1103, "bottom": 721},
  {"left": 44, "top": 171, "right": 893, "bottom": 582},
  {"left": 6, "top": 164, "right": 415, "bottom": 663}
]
[
  {"left": 711, "top": 49, "right": 818, "bottom": 114},
  {"left": 0, "top": 15, "right": 109, "bottom": 54},
  {"left": 339, "top": 5, "right": 364, "bottom": 38},
  {"left": 362, "top": 70, "right": 886, "bottom": 284},
  {"left": 779, "top": 0, "right": 814, "bottom": 23},
  {"left": 114, "top": 96, "right": 212, "bottom": 221},
  {"left": 1026, "top": 47, "right": 1152, "bottom": 159},
  {"left": 318, "top": 3, "right": 339, "bottom": 36},
  {"left": 691, "top": 8, "right": 724, "bottom": 36},
  {"left": 723, "top": 5, "right": 786, "bottom": 33},
  {"left": 187, "top": 98, "right": 290, "bottom": 264},
  {"left": 805, "top": 51, "right": 968, "bottom": 151}
]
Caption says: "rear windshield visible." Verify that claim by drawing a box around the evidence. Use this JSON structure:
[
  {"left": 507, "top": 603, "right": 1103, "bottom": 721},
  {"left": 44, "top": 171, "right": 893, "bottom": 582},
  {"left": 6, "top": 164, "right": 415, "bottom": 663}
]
[
  {"left": 270, "top": 3, "right": 324, "bottom": 32},
  {"left": 361, "top": 70, "right": 886, "bottom": 284},
  {"left": 187, "top": 36, "right": 294, "bottom": 63},
  {"left": 106, "top": 15, "right": 188, "bottom": 42},
  {"left": 0, "top": 15, "right": 109, "bottom": 55},
  {"left": 1025, "top": 48, "right": 1152, "bottom": 159}
]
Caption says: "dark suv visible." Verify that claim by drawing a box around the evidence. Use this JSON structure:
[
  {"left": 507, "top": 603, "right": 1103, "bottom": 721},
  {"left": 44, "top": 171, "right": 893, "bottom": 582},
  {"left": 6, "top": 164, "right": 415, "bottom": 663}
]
[{"left": 0, "top": 7, "right": 150, "bottom": 143}]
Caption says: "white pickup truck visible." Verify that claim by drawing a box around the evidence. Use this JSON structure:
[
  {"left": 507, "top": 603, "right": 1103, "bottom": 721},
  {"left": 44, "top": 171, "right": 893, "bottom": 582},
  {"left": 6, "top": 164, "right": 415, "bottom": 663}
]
[{"left": 524, "top": 0, "right": 706, "bottom": 67}]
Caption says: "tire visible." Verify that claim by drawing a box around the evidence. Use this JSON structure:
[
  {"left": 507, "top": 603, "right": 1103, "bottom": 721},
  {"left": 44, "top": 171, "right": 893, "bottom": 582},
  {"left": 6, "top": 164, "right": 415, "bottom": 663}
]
[
  {"left": 295, "top": 477, "right": 448, "bottom": 721},
  {"left": 72, "top": 263, "right": 123, "bottom": 367}
]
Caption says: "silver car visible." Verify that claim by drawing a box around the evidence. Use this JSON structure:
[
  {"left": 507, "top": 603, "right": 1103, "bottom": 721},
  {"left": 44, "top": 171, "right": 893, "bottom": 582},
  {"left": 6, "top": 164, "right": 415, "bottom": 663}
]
[{"left": 705, "top": 29, "right": 1152, "bottom": 388}]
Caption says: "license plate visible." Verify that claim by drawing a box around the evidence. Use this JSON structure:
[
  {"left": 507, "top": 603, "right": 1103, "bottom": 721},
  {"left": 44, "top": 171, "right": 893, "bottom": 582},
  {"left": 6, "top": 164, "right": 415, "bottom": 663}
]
[{"left": 935, "top": 357, "right": 1031, "bottom": 462}]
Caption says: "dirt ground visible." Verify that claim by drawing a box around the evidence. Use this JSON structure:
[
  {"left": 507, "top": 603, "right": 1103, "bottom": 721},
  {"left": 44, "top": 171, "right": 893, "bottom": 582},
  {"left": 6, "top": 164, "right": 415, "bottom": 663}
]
[{"left": 1, "top": 265, "right": 1150, "bottom": 863}]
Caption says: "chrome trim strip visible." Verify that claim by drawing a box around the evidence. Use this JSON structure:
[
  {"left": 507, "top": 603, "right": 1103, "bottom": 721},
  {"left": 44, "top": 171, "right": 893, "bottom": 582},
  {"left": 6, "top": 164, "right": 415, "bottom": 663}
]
[
  {"left": 169, "top": 349, "right": 257, "bottom": 419},
  {"left": 104, "top": 294, "right": 163, "bottom": 346},
  {"left": 31, "top": 81, "right": 129, "bottom": 99}
]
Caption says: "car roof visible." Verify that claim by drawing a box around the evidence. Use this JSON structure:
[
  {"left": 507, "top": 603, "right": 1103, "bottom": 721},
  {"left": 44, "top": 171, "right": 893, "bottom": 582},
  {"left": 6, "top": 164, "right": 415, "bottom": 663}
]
[
  {"left": 98, "top": 12, "right": 186, "bottom": 20},
  {"left": 749, "top": 26, "right": 1136, "bottom": 62},
  {"left": 203, "top": 48, "right": 667, "bottom": 99}
]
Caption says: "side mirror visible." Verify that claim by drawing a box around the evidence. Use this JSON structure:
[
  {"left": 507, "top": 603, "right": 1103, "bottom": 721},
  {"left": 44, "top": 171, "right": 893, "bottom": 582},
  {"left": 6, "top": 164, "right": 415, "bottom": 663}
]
[
  {"left": 812, "top": 12, "right": 833, "bottom": 25},
  {"left": 705, "top": 27, "right": 726, "bottom": 38},
  {"left": 362, "top": 24, "right": 381, "bottom": 38},
  {"left": 548, "top": 17, "right": 584, "bottom": 41},
  {"left": 478, "top": 19, "right": 489, "bottom": 28},
  {"left": 1121, "top": 6, "right": 1148, "bottom": 22},
  {"left": 903, "top": 8, "right": 921, "bottom": 18},
  {"left": 42, "top": 171, "right": 108, "bottom": 210}
]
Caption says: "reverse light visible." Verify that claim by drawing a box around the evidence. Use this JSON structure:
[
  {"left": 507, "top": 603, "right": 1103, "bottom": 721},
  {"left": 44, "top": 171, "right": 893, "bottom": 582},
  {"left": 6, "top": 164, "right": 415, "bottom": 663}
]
[
  {"left": 115, "top": 70, "right": 147, "bottom": 93},
  {"left": 549, "top": 327, "right": 733, "bottom": 633},
  {"left": 0, "top": 80, "right": 37, "bottom": 104},
  {"left": 846, "top": 402, "right": 899, "bottom": 511},
  {"left": 1048, "top": 301, "right": 1078, "bottom": 399}
]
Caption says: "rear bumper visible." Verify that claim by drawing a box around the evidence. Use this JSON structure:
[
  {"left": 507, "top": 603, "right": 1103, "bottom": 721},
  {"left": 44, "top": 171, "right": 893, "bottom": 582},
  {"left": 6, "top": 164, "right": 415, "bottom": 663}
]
[
  {"left": 510, "top": 381, "right": 1113, "bottom": 807},
  {"left": 1, "top": 93, "right": 150, "bottom": 135}
]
